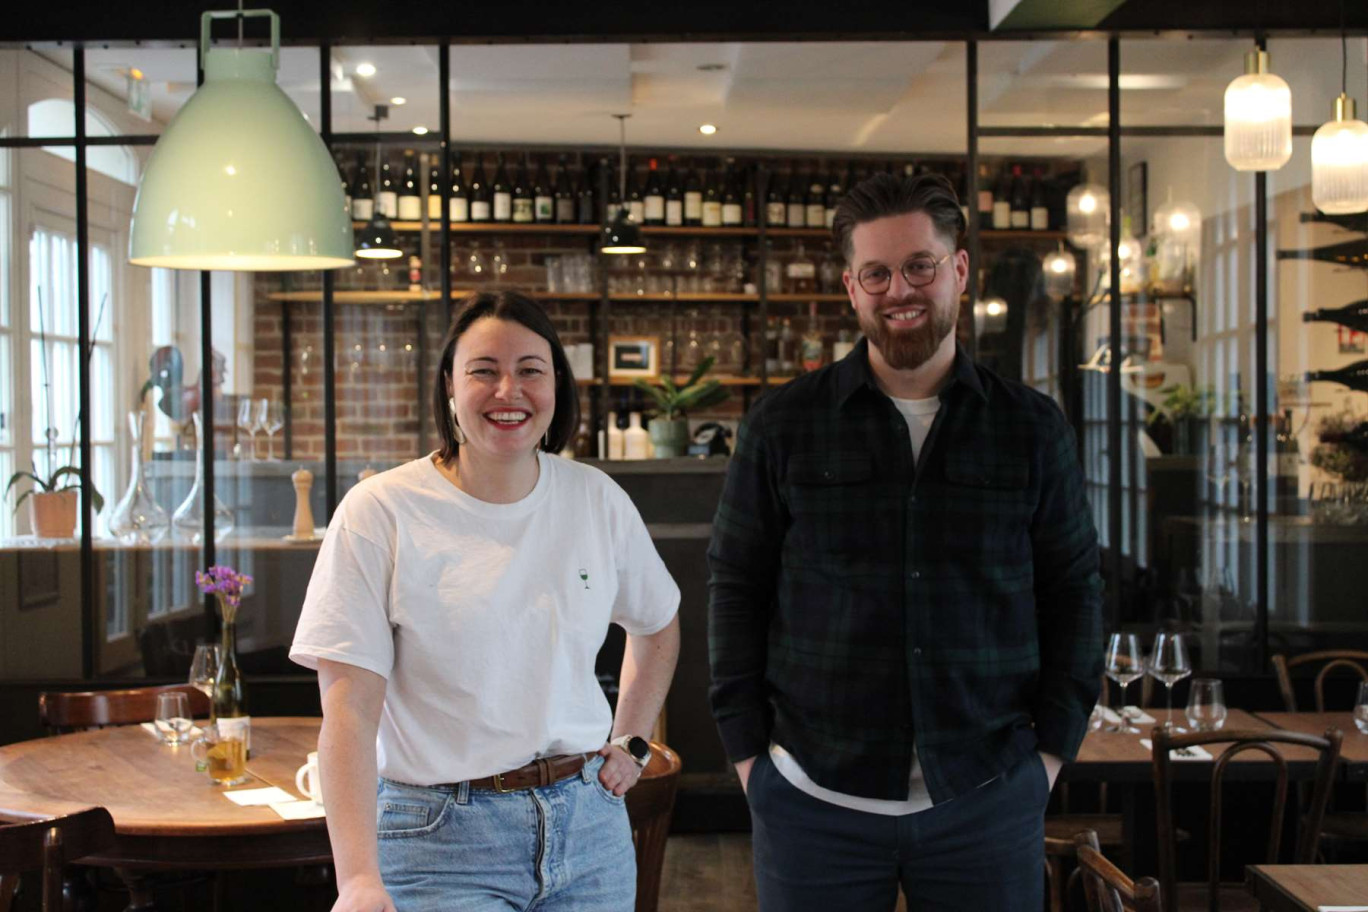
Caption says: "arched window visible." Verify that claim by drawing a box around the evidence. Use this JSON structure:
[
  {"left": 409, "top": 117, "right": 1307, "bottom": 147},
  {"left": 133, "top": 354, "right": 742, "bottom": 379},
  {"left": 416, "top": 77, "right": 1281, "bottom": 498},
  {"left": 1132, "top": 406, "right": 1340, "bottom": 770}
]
[{"left": 27, "top": 99, "right": 138, "bottom": 186}]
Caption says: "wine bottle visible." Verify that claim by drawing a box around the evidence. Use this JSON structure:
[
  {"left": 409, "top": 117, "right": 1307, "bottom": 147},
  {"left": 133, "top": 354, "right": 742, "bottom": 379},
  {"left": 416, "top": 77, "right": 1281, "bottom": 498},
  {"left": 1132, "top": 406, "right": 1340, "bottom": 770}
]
[
  {"left": 512, "top": 156, "right": 534, "bottom": 223},
  {"left": 1306, "top": 359, "right": 1368, "bottom": 392},
  {"left": 351, "top": 157, "right": 374, "bottom": 221},
  {"left": 977, "top": 163, "right": 994, "bottom": 230},
  {"left": 806, "top": 165, "right": 826, "bottom": 228},
  {"left": 643, "top": 158, "right": 665, "bottom": 225},
  {"left": 1009, "top": 164, "right": 1029, "bottom": 229},
  {"left": 1299, "top": 210, "right": 1368, "bottom": 233},
  {"left": 665, "top": 157, "right": 683, "bottom": 227},
  {"left": 1275, "top": 409, "right": 1299, "bottom": 507},
  {"left": 554, "top": 154, "right": 575, "bottom": 224},
  {"left": 1277, "top": 238, "right": 1368, "bottom": 270},
  {"left": 625, "top": 157, "right": 645, "bottom": 225},
  {"left": 449, "top": 152, "right": 469, "bottom": 223},
  {"left": 1303, "top": 299, "right": 1368, "bottom": 333},
  {"left": 338, "top": 157, "right": 351, "bottom": 220},
  {"left": 377, "top": 155, "right": 398, "bottom": 219},
  {"left": 1029, "top": 167, "right": 1049, "bottom": 231},
  {"left": 825, "top": 165, "right": 842, "bottom": 228},
  {"left": 684, "top": 158, "right": 703, "bottom": 226},
  {"left": 397, "top": 151, "right": 422, "bottom": 221},
  {"left": 534, "top": 155, "right": 554, "bottom": 223},
  {"left": 492, "top": 153, "right": 512, "bottom": 222},
  {"left": 992, "top": 167, "right": 1012, "bottom": 230},
  {"left": 721, "top": 160, "right": 742, "bottom": 226},
  {"left": 786, "top": 170, "right": 805, "bottom": 228},
  {"left": 212, "top": 620, "right": 250, "bottom": 757},
  {"left": 701, "top": 165, "right": 722, "bottom": 228},
  {"left": 576, "top": 156, "right": 597, "bottom": 225},
  {"left": 427, "top": 158, "right": 444, "bottom": 221},
  {"left": 765, "top": 170, "right": 786, "bottom": 226},
  {"left": 469, "top": 154, "right": 492, "bottom": 223}
]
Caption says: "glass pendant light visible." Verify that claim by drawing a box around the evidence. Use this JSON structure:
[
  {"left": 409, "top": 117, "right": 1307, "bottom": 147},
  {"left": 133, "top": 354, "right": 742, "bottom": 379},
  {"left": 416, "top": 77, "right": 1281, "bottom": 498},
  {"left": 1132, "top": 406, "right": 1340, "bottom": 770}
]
[
  {"left": 1223, "top": 48, "right": 1292, "bottom": 172},
  {"left": 1312, "top": 24, "right": 1368, "bottom": 214},
  {"left": 1066, "top": 178, "right": 1109, "bottom": 250},
  {"left": 129, "top": 9, "right": 353, "bottom": 270},
  {"left": 601, "top": 114, "right": 646, "bottom": 256},
  {"left": 1041, "top": 242, "right": 1076, "bottom": 298},
  {"left": 355, "top": 104, "right": 403, "bottom": 259},
  {"left": 1151, "top": 189, "right": 1202, "bottom": 243}
]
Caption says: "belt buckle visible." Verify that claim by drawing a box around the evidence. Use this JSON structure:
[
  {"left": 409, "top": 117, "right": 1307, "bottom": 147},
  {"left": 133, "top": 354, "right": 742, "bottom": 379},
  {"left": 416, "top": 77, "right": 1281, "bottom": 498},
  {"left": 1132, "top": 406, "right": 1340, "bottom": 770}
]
[{"left": 492, "top": 772, "right": 517, "bottom": 793}]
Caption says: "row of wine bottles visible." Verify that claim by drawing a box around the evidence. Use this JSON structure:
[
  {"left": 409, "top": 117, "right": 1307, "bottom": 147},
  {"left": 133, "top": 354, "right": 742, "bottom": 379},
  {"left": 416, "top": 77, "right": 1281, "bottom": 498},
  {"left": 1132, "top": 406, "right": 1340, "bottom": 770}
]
[{"left": 336, "top": 150, "right": 1073, "bottom": 232}]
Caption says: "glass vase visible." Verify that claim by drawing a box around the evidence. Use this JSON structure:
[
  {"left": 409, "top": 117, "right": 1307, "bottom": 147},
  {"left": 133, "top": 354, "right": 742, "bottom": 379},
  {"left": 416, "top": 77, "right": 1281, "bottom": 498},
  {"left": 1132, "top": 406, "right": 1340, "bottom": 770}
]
[
  {"left": 109, "top": 410, "right": 171, "bottom": 544},
  {"left": 172, "top": 412, "right": 235, "bottom": 544}
]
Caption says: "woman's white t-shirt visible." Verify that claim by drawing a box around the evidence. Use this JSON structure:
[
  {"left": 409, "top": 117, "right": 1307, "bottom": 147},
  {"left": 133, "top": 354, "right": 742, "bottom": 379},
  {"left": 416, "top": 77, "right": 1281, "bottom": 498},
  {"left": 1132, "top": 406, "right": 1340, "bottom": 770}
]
[{"left": 289, "top": 452, "right": 680, "bottom": 786}]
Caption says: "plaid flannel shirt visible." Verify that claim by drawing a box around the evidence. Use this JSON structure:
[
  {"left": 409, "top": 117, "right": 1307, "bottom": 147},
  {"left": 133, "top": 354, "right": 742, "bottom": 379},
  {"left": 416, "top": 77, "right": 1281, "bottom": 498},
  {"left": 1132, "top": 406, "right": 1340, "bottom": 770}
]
[{"left": 707, "top": 339, "right": 1103, "bottom": 803}]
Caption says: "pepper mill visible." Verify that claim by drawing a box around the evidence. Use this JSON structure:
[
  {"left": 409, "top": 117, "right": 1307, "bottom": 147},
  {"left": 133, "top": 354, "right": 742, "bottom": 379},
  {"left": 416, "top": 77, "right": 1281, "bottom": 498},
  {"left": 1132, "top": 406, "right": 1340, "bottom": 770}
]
[{"left": 291, "top": 467, "right": 316, "bottom": 540}]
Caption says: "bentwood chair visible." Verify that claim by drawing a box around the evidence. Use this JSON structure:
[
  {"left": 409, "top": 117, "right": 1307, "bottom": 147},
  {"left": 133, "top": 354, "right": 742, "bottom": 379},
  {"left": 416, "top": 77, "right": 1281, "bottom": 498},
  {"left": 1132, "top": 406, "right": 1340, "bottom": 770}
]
[
  {"left": 624, "top": 741, "right": 682, "bottom": 912},
  {"left": 0, "top": 807, "right": 116, "bottom": 912},
  {"left": 1152, "top": 726, "right": 1341, "bottom": 912},
  {"left": 1073, "top": 830, "right": 1163, "bottom": 912},
  {"left": 1044, "top": 833, "right": 1092, "bottom": 912},
  {"left": 38, "top": 684, "right": 210, "bottom": 734}
]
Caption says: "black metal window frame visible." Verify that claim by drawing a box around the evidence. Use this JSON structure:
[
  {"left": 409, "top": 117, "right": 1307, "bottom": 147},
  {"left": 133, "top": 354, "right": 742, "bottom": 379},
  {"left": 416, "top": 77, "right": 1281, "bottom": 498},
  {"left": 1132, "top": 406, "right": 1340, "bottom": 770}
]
[{"left": 0, "top": 31, "right": 1332, "bottom": 681}]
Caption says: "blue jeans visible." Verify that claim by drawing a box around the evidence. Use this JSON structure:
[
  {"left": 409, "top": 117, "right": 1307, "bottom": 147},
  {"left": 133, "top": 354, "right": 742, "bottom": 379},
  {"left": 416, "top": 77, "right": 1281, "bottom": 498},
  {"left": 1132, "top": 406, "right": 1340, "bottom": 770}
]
[
  {"left": 748, "top": 749, "right": 1048, "bottom": 912},
  {"left": 376, "top": 754, "right": 636, "bottom": 911}
]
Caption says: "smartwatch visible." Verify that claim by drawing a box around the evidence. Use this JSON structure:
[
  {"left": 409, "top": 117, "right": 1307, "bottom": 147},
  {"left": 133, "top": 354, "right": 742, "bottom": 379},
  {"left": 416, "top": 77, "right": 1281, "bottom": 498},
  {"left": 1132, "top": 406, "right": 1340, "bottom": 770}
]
[{"left": 610, "top": 734, "right": 651, "bottom": 769}]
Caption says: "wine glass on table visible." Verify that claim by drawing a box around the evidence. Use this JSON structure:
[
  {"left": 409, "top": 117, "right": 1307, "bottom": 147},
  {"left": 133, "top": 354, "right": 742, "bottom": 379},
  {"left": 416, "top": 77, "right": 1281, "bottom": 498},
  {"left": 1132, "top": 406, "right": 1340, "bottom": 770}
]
[
  {"left": 189, "top": 643, "right": 221, "bottom": 700},
  {"left": 237, "top": 398, "right": 261, "bottom": 461},
  {"left": 1105, "top": 632, "right": 1144, "bottom": 734},
  {"left": 259, "top": 398, "right": 285, "bottom": 461},
  {"left": 1149, "top": 632, "right": 1192, "bottom": 731}
]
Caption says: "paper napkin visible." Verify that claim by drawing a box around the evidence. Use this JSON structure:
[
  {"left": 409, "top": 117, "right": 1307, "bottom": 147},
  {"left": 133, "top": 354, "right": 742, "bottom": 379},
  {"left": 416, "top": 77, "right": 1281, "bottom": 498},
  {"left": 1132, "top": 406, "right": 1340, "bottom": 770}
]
[
  {"left": 222, "top": 786, "right": 295, "bottom": 806},
  {"left": 1139, "top": 739, "right": 1213, "bottom": 761},
  {"left": 271, "top": 800, "right": 326, "bottom": 820}
]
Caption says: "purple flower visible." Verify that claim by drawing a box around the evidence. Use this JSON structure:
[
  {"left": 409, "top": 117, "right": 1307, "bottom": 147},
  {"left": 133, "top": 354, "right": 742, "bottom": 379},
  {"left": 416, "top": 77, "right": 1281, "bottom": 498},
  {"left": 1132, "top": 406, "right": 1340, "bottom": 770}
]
[{"left": 195, "top": 564, "right": 253, "bottom": 620}]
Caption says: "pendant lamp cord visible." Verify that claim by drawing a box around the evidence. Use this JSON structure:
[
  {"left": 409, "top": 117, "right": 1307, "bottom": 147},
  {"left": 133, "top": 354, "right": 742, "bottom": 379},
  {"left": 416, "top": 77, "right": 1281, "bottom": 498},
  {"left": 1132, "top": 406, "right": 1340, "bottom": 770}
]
[
  {"left": 372, "top": 104, "right": 385, "bottom": 204},
  {"left": 614, "top": 114, "right": 629, "bottom": 206},
  {"left": 237, "top": 0, "right": 244, "bottom": 47},
  {"left": 1341, "top": 0, "right": 1348, "bottom": 96}
]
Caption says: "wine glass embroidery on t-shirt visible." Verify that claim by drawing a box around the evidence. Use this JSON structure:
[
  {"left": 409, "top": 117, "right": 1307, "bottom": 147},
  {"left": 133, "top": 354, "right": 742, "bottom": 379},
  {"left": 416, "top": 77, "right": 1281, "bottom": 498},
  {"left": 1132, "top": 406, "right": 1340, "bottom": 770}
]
[{"left": 578, "top": 568, "right": 590, "bottom": 590}]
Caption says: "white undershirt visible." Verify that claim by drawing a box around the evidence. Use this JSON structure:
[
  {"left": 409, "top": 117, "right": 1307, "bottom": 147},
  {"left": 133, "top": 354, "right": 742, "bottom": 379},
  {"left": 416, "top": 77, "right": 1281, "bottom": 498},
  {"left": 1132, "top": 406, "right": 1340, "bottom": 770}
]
[{"left": 770, "top": 394, "right": 943, "bottom": 816}]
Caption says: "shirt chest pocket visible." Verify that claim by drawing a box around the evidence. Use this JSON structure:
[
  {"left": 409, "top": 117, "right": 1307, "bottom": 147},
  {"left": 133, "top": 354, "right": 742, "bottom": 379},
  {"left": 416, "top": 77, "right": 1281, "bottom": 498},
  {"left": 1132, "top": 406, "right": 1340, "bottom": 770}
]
[
  {"left": 936, "top": 456, "right": 1033, "bottom": 560},
  {"left": 784, "top": 453, "right": 893, "bottom": 558}
]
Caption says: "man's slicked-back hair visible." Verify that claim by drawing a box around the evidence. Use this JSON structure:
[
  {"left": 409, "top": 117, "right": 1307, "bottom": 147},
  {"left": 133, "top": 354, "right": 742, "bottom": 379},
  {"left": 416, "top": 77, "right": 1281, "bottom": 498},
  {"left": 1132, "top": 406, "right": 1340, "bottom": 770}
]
[{"left": 831, "top": 172, "right": 966, "bottom": 264}]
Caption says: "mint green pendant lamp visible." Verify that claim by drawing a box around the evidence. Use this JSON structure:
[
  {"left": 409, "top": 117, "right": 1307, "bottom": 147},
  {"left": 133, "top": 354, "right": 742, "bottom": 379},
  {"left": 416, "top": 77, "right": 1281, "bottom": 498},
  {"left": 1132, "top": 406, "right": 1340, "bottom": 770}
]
[{"left": 129, "top": 9, "right": 353, "bottom": 271}]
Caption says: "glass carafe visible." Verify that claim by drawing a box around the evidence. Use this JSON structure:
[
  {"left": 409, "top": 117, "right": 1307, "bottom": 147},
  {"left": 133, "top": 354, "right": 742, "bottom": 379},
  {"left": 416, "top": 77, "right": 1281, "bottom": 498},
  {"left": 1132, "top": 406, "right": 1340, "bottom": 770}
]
[
  {"left": 109, "top": 409, "right": 170, "bottom": 544},
  {"left": 172, "top": 412, "right": 235, "bottom": 544}
]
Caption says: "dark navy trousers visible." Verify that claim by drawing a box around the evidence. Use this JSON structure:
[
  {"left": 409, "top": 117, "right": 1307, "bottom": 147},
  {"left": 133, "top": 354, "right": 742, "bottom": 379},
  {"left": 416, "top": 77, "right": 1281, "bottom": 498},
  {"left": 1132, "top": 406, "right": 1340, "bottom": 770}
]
[{"left": 747, "top": 749, "right": 1048, "bottom": 911}]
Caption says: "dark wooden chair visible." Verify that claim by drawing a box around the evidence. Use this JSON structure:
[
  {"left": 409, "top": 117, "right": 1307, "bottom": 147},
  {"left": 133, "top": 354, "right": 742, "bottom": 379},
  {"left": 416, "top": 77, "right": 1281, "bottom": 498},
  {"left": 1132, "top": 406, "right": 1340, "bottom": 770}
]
[
  {"left": 1073, "top": 830, "right": 1163, "bottom": 912},
  {"left": 0, "top": 807, "right": 116, "bottom": 912},
  {"left": 623, "top": 741, "right": 681, "bottom": 912},
  {"left": 1044, "top": 833, "right": 1092, "bottom": 912},
  {"left": 1271, "top": 651, "right": 1368, "bottom": 854},
  {"left": 38, "top": 685, "right": 210, "bottom": 734},
  {"left": 1152, "top": 726, "right": 1342, "bottom": 912}
]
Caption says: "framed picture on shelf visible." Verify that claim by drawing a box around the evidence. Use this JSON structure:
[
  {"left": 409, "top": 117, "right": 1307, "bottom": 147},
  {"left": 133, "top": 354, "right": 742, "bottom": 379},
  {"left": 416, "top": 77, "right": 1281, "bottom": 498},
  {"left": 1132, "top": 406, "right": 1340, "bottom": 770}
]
[{"left": 608, "top": 336, "right": 660, "bottom": 380}]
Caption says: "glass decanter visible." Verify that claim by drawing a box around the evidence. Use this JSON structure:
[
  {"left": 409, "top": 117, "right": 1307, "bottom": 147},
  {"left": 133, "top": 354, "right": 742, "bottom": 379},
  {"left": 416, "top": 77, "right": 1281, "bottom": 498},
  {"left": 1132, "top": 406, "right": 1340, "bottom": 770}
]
[
  {"left": 172, "top": 412, "right": 235, "bottom": 544},
  {"left": 108, "top": 409, "right": 170, "bottom": 544}
]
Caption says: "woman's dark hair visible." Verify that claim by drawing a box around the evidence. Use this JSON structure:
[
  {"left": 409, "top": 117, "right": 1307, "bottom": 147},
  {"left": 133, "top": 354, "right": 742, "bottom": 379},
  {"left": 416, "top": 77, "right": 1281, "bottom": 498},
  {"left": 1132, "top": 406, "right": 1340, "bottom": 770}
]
[
  {"left": 432, "top": 290, "right": 580, "bottom": 464},
  {"left": 831, "top": 171, "right": 966, "bottom": 263}
]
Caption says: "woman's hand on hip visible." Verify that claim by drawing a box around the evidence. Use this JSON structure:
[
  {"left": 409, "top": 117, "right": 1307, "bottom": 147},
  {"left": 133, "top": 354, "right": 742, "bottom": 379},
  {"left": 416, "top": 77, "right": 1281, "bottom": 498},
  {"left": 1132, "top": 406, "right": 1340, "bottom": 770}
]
[
  {"left": 332, "top": 875, "right": 396, "bottom": 912},
  {"left": 597, "top": 742, "right": 644, "bottom": 797}
]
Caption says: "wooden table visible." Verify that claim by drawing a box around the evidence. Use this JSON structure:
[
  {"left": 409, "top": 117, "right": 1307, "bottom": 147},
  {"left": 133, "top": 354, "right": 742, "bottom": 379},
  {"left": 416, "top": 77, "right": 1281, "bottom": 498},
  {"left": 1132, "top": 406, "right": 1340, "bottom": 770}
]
[
  {"left": 1247, "top": 864, "right": 1368, "bottom": 911},
  {"left": 1255, "top": 712, "right": 1368, "bottom": 781},
  {"left": 0, "top": 717, "right": 329, "bottom": 906}
]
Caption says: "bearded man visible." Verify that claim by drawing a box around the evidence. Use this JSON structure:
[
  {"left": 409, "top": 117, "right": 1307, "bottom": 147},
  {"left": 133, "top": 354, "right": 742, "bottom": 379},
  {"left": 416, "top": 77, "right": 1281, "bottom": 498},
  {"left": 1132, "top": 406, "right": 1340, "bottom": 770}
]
[{"left": 706, "top": 171, "right": 1103, "bottom": 911}]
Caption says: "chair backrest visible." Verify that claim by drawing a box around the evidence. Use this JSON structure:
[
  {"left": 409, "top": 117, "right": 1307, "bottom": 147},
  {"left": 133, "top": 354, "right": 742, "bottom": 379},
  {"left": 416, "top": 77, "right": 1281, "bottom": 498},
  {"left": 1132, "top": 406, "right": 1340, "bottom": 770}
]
[
  {"left": 1073, "top": 831, "right": 1162, "bottom": 912},
  {"left": 0, "top": 807, "right": 115, "bottom": 912},
  {"left": 1045, "top": 834, "right": 1090, "bottom": 912},
  {"left": 1271, "top": 650, "right": 1368, "bottom": 711},
  {"left": 38, "top": 684, "right": 210, "bottom": 734},
  {"left": 623, "top": 741, "right": 682, "bottom": 912},
  {"left": 1151, "top": 726, "right": 1342, "bottom": 912}
]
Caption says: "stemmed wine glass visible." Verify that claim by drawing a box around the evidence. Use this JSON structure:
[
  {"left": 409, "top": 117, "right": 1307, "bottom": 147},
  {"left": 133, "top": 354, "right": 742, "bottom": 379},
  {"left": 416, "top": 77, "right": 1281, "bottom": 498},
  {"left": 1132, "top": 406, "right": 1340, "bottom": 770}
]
[
  {"left": 1105, "top": 633, "right": 1145, "bottom": 734},
  {"left": 237, "top": 398, "right": 261, "bottom": 461},
  {"left": 259, "top": 398, "right": 285, "bottom": 460},
  {"left": 189, "top": 643, "right": 221, "bottom": 699},
  {"left": 1149, "top": 632, "right": 1192, "bottom": 731}
]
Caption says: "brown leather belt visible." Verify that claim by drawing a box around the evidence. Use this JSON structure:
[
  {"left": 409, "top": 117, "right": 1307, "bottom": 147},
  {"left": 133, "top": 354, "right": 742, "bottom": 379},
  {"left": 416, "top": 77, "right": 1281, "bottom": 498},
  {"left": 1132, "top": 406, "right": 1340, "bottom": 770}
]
[{"left": 462, "top": 753, "right": 596, "bottom": 793}]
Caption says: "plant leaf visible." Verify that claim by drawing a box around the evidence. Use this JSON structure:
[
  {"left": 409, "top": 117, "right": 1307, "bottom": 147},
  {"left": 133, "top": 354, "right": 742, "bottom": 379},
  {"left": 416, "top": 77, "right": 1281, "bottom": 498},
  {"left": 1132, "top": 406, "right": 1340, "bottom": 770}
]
[
  {"left": 5, "top": 471, "right": 48, "bottom": 499},
  {"left": 683, "top": 355, "right": 716, "bottom": 391},
  {"left": 48, "top": 466, "right": 85, "bottom": 490},
  {"left": 10, "top": 488, "right": 34, "bottom": 516}
]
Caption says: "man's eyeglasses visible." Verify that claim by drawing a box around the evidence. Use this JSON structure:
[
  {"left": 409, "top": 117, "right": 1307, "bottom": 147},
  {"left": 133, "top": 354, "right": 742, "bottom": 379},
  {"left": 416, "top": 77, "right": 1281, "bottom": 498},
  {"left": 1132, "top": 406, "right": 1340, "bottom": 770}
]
[{"left": 856, "top": 253, "right": 952, "bottom": 295}]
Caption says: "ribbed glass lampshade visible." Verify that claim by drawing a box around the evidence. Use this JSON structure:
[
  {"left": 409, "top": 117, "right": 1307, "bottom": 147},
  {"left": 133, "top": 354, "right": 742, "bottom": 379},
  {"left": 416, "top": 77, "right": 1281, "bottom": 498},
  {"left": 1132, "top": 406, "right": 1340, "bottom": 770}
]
[
  {"left": 129, "top": 43, "right": 353, "bottom": 271},
  {"left": 1223, "top": 50, "right": 1292, "bottom": 172},
  {"left": 1312, "top": 94, "right": 1368, "bottom": 215},
  {"left": 1042, "top": 246, "right": 1076, "bottom": 298},
  {"left": 1066, "top": 183, "right": 1108, "bottom": 250},
  {"left": 1152, "top": 199, "right": 1201, "bottom": 241}
]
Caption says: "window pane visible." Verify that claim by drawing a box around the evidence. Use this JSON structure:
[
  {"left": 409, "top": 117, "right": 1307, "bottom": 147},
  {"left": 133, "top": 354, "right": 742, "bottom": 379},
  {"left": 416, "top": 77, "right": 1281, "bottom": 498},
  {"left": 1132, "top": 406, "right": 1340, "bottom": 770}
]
[{"left": 978, "top": 40, "right": 1109, "bottom": 129}]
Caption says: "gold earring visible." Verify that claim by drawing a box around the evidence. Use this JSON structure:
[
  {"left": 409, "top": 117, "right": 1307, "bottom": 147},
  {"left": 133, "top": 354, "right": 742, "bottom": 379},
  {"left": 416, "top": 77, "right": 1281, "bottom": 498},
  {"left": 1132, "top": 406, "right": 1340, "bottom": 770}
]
[{"left": 448, "top": 397, "right": 467, "bottom": 445}]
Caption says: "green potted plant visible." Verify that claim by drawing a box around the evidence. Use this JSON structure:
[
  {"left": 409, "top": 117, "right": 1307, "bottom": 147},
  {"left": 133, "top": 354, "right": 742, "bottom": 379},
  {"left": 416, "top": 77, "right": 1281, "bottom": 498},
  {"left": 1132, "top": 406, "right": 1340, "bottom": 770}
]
[
  {"left": 1145, "top": 383, "right": 1218, "bottom": 455},
  {"left": 634, "top": 356, "right": 731, "bottom": 458},
  {"left": 5, "top": 466, "right": 104, "bottom": 539}
]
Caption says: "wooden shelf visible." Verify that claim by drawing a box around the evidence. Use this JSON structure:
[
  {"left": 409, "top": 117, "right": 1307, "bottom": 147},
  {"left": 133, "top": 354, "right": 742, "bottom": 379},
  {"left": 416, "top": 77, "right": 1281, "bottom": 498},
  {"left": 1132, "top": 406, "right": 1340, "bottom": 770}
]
[
  {"left": 768, "top": 293, "right": 848, "bottom": 303},
  {"left": 265, "top": 290, "right": 778, "bottom": 304},
  {"left": 578, "top": 375, "right": 795, "bottom": 388},
  {"left": 355, "top": 221, "right": 1066, "bottom": 243}
]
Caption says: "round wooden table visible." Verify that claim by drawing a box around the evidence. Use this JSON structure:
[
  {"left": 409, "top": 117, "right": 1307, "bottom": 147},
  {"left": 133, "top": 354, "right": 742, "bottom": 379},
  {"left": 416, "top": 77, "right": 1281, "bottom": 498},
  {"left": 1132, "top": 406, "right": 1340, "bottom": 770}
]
[{"left": 0, "top": 716, "right": 330, "bottom": 905}]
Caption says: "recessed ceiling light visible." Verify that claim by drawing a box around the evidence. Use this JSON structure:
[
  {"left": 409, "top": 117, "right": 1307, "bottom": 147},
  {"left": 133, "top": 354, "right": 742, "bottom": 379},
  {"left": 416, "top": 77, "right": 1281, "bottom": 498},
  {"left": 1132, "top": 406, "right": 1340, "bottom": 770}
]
[
  {"left": 390, "top": 96, "right": 407, "bottom": 106},
  {"left": 697, "top": 63, "right": 726, "bottom": 72},
  {"left": 355, "top": 62, "right": 376, "bottom": 78},
  {"left": 698, "top": 124, "right": 718, "bottom": 135},
  {"left": 411, "top": 126, "right": 429, "bottom": 135}
]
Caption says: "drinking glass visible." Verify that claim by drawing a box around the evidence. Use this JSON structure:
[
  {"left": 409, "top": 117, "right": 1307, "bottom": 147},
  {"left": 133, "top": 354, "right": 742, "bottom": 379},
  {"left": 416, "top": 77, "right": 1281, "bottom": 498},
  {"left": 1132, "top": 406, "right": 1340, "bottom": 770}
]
[
  {"left": 188, "top": 643, "right": 221, "bottom": 699},
  {"left": 191, "top": 724, "right": 250, "bottom": 786},
  {"left": 260, "top": 399, "right": 285, "bottom": 460},
  {"left": 1356, "top": 681, "right": 1368, "bottom": 735},
  {"left": 1149, "top": 632, "right": 1192, "bottom": 731},
  {"left": 154, "top": 691, "right": 193, "bottom": 745},
  {"left": 236, "top": 398, "right": 260, "bottom": 461},
  {"left": 1185, "top": 678, "right": 1228, "bottom": 732},
  {"left": 1104, "top": 633, "right": 1145, "bottom": 734}
]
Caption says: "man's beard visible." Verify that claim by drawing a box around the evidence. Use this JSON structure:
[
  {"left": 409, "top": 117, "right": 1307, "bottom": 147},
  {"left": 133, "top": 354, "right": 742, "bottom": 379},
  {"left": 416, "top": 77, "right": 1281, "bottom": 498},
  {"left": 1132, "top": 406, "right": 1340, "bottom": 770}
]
[{"left": 857, "top": 295, "right": 957, "bottom": 371}]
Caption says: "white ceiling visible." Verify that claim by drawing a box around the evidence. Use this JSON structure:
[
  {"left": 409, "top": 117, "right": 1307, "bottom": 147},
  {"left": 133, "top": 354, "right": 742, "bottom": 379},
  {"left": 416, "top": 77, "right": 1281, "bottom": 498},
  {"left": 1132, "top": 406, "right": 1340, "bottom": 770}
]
[{"left": 61, "top": 37, "right": 1355, "bottom": 161}]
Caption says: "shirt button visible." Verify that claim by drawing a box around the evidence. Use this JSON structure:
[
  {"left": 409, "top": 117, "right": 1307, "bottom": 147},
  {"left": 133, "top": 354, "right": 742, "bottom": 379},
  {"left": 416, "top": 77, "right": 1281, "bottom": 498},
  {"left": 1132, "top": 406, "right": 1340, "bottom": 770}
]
[
  {"left": 911, "top": 570, "right": 922, "bottom": 580},
  {"left": 909, "top": 495, "right": 918, "bottom": 505},
  {"left": 913, "top": 647, "right": 923, "bottom": 657}
]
